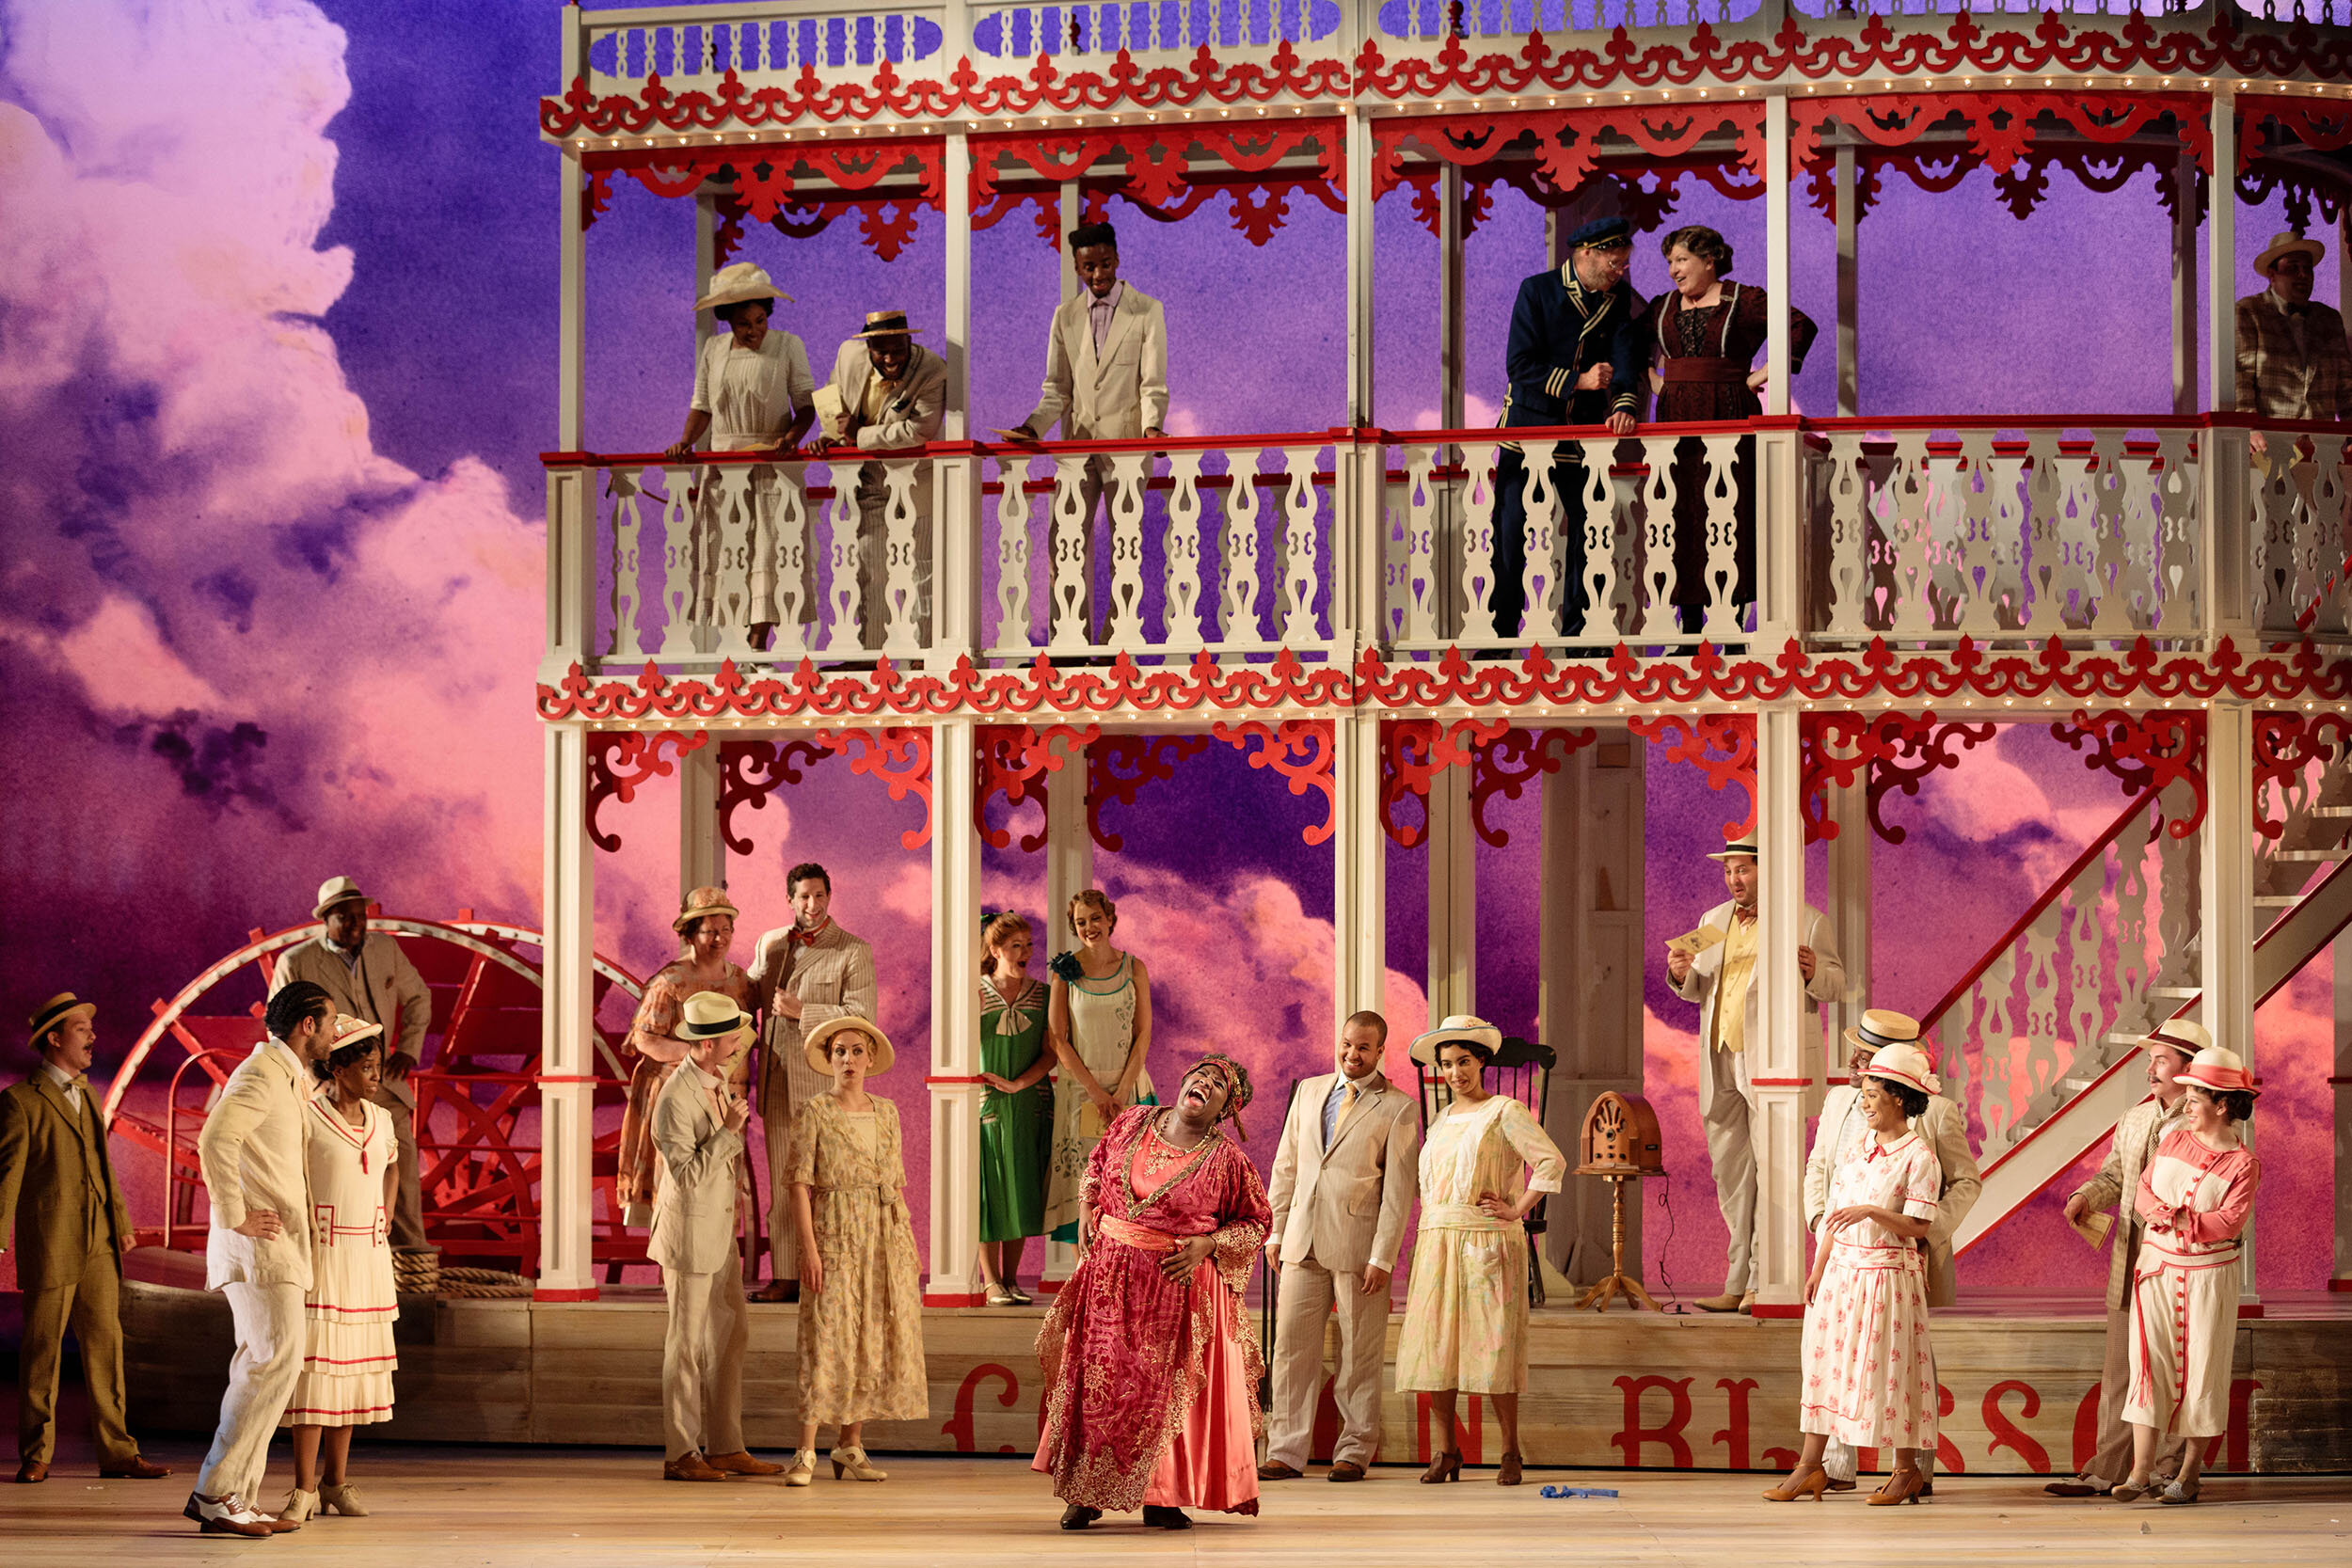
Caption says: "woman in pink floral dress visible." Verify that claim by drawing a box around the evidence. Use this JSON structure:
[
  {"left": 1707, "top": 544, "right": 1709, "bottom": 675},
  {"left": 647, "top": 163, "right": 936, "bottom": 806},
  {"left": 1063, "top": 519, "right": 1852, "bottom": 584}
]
[{"left": 1766, "top": 1039, "right": 1944, "bottom": 1506}]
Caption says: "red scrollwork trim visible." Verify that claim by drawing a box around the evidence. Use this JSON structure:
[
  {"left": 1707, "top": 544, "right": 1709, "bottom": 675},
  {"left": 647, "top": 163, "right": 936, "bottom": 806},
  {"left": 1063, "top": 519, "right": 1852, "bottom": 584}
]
[
  {"left": 1211, "top": 719, "right": 1337, "bottom": 846},
  {"left": 975, "top": 723, "right": 1097, "bottom": 853},
  {"left": 1469, "top": 726, "right": 1597, "bottom": 848},
  {"left": 2050, "top": 708, "right": 2207, "bottom": 839},
  {"left": 585, "top": 730, "right": 709, "bottom": 852},
  {"left": 1799, "top": 711, "right": 1998, "bottom": 846},
  {"left": 1628, "top": 711, "right": 1756, "bottom": 841},
  {"left": 719, "top": 736, "right": 835, "bottom": 857},
  {"left": 536, "top": 641, "right": 2352, "bottom": 725},
  {"left": 1792, "top": 90, "right": 2213, "bottom": 180},
  {"left": 713, "top": 727, "right": 932, "bottom": 854},
  {"left": 1379, "top": 717, "right": 1507, "bottom": 848},
  {"left": 1089, "top": 734, "right": 1211, "bottom": 852},
  {"left": 587, "top": 139, "right": 945, "bottom": 217},
  {"left": 2241, "top": 93, "right": 2352, "bottom": 168},
  {"left": 1370, "top": 101, "right": 1763, "bottom": 203},
  {"left": 2250, "top": 711, "right": 2352, "bottom": 841},
  {"left": 815, "top": 726, "right": 935, "bottom": 849}
]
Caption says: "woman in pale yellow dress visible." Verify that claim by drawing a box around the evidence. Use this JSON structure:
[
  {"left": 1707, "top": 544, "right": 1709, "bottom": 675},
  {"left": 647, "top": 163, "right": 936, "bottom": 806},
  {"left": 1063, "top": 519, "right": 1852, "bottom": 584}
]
[
  {"left": 785, "top": 1018, "right": 928, "bottom": 1485},
  {"left": 1042, "top": 889, "right": 1156, "bottom": 1242},
  {"left": 1393, "top": 1015, "right": 1565, "bottom": 1487}
]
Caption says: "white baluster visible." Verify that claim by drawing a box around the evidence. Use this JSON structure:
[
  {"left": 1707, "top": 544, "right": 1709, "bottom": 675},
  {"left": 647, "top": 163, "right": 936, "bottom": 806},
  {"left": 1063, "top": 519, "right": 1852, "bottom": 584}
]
[
  {"left": 768, "top": 473, "right": 810, "bottom": 662},
  {"left": 2014, "top": 907, "right": 2063, "bottom": 1127},
  {"left": 1391, "top": 445, "right": 1432, "bottom": 646},
  {"left": 658, "top": 466, "right": 697, "bottom": 657},
  {"left": 1510, "top": 439, "right": 1559, "bottom": 644},
  {"left": 2110, "top": 808, "right": 2156, "bottom": 1043},
  {"left": 1637, "top": 439, "right": 1679, "bottom": 641},
  {"left": 1104, "top": 451, "right": 1151, "bottom": 652},
  {"left": 2321, "top": 445, "right": 2352, "bottom": 636},
  {"left": 1218, "top": 452, "right": 1264, "bottom": 649},
  {"left": 1576, "top": 440, "right": 1616, "bottom": 644},
  {"left": 1161, "top": 450, "right": 1207, "bottom": 653},
  {"left": 1887, "top": 432, "right": 1935, "bottom": 637},
  {"left": 607, "top": 467, "right": 644, "bottom": 659},
  {"left": 823, "top": 472, "right": 864, "bottom": 655},
  {"left": 2061, "top": 854, "right": 2106, "bottom": 1101},
  {"left": 2155, "top": 430, "right": 2198, "bottom": 639},
  {"left": 1974, "top": 943, "right": 2020, "bottom": 1150},
  {"left": 882, "top": 458, "right": 925, "bottom": 657},
  {"left": 1700, "top": 433, "right": 1741, "bottom": 641},
  {"left": 1047, "top": 455, "right": 1093, "bottom": 653},
  {"left": 1985, "top": 445, "right": 2032, "bottom": 634},
  {"left": 1458, "top": 443, "right": 1502, "bottom": 645},
  {"left": 1279, "top": 445, "right": 1323, "bottom": 648},
  {"left": 708, "top": 465, "right": 758, "bottom": 659},
  {"left": 992, "top": 453, "right": 1036, "bottom": 657},
  {"left": 1823, "top": 434, "right": 1868, "bottom": 638},
  {"left": 2089, "top": 430, "right": 2136, "bottom": 639},
  {"left": 2250, "top": 437, "right": 2296, "bottom": 632}
]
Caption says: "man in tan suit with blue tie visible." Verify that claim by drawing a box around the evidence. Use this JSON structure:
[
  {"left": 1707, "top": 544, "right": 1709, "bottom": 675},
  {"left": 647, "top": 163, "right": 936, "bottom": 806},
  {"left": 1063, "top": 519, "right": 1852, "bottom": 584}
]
[
  {"left": 1260, "top": 1011, "right": 1419, "bottom": 1482},
  {"left": 1009, "top": 220, "right": 1168, "bottom": 641}
]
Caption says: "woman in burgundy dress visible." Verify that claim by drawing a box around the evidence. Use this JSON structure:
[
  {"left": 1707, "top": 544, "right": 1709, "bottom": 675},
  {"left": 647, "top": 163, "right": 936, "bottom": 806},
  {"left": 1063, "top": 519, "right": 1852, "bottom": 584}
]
[{"left": 1648, "top": 225, "right": 1817, "bottom": 636}]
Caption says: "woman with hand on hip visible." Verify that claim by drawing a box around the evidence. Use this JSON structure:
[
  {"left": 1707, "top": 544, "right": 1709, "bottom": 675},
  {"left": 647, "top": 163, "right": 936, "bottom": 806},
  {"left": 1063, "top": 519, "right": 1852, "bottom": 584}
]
[
  {"left": 1393, "top": 1016, "right": 1566, "bottom": 1487},
  {"left": 1041, "top": 890, "right": 1155, "bottom": 1244},
  {"left": 616, "top": 886, "right": 756, "bottom": 1230},
  {"left": 785, "top": 1019, "right": 927, "bottom": 1485},
  {"left": 1767, "top": 1041, "right": 1943, "bottom": 1506},
  {"left": 2114, "top": 1046, "right": 2261, "bottom": 1506},
  {"left": 977, "top": 911, "right": 1054, "bottom": 1304}
]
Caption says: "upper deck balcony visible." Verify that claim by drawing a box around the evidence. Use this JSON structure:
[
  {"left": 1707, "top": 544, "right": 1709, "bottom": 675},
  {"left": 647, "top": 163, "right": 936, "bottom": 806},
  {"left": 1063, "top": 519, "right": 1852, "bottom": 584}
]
[{"left": 536, "top": 2, "right": 2352, "bottom": 722}]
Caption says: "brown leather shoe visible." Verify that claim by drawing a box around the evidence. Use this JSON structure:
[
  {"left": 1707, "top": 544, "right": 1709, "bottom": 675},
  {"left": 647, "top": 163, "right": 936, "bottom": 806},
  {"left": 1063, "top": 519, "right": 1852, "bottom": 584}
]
[
  {"left": 705, "top": 1449, "right": 785, "bottom": 1476},
  {"left": 100, "top": 1456, "right": 172, "bottom": 1480},
  {"left": 664, "top": 1452, "right": 730, "bottom": 1482},
  {"left": 751, "top": 1280, "right": 800, "bottom": 1304},
  {"left": 16, "top": 1460, "right": 48, "bottom": 1484},
  {"left": 1694, "top": 1292, "right": 1743, "bottom": 1312},
  {"left": 1738, "top": 1290, "right": 1757, "bottom": 1314},
  {"left": 1327, "top": 1461, "right": 1367, "bottom": 1482},
  {"left": 1256, "top": 1461, "right": 1302, "bottom": 1481}
]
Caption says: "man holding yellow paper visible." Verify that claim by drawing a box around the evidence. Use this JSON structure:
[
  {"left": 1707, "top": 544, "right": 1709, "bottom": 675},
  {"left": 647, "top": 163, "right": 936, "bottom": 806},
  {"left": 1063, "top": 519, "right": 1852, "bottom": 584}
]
[{"left": 1665, "top": 831, "right": 1845, "bottom": 1313}]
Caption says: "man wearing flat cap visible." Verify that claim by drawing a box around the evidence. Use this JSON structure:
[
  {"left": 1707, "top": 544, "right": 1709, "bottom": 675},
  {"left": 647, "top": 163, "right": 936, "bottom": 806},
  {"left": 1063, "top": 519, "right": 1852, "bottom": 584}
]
[
  {"left": 269, "top": 877, "right": 432, "bottom": 1251},
  {"left": 2236, "top": 230, "right": 2352, "bottom": 452},
  {"left": 1664, "top": 832, "right": 1844, "bottom": 1313},
  {"left": 1009, "top": 220, "right": 1169, "bottom": 641},
  {"left": 817, "top": 310, "right": 948, "bottom": 653},
  {"left": 1, "top": 994, "right": 169, "bottom": 1484},
  {"left": 1488, "top": 215, "right": 1647, "bottom": 645}
]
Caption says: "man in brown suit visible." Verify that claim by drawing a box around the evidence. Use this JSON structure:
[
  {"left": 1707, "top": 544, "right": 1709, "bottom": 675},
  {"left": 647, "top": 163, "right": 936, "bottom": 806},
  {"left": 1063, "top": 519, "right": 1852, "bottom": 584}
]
[
  {"left": 269, "top": 875, "right": 432, "bottom": 1250},
  {"left": 0, "top": 995, "right": 171, "bottom": 1484},
  {"left": 1259, "top": 1011, "right": 1420, "bottom": 1482}
]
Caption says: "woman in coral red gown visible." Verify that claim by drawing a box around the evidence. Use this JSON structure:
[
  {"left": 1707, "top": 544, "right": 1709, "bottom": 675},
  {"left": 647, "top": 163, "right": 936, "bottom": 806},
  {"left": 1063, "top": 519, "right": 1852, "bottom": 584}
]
[{"left": 1034, "top": 1055, "right": 1270, "bottom": 1531}]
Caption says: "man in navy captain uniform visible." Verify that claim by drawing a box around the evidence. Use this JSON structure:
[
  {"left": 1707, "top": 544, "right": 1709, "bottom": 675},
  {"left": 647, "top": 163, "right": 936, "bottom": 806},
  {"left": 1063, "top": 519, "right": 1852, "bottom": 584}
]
[{"left": 1489, "top": 216, "right": 1645, "bottom": 643}]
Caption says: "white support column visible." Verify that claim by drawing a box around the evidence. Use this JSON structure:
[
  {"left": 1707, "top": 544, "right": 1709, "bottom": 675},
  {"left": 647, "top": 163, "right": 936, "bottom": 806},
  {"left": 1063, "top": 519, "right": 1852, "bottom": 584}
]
[
  {"left": 2201, "top": 703, "right": 2257, "bottom": 1305},
  {"left": 1823, "top": 774, "right": 1870, "bottom": 1044},
  {"left": 1834, "top": 140, "right": 1858, "bottom": 417},
  {"left": 1426, "top": 767, "right": 1476, "bottom": 1027},
  {"left": 1059, "top": 181, "right": 1081, "bottom": 302},
  {"left": 2335, "top": 926, "right": 2352, "bottom": 1287},
  {"left": 932, "top": 129, "right": 978, "bottom": 673},
  {"left": 537, "top": 722, "right": 597, "bottom": 1300},
  {"left": 1439, "top": 164, "right": 1466, "bottom": 432},
  {"left": 1764, "top": 93, "right": 1792, "bottom": 419},
  {"left": 2172, "top": 150, "right": 2198, "bottom": 418},
  {"left": 2208, "top": 87, "right": 2237, "bottom": 414},
  {"left": 1332, "top": 711, "right": 1388, "bottom": 1042},
  {"left": 1756, "top": 92, "right": 1803, "bottom": 650},
  {"left": 694, "top": 189, "right": 717, "bottom": 356},
  {"left": 543, "top": 25, "right": 593, "bottom": 689},
  {"left": 927, "top": 718, "right": 985, "bottom": 1306},
  {"left": 2202, "top": 91, "right": 2250, "bottom": 653},
  {"left": 1749, "top": 706, "right": 1811, "bottom": 1314},
  {"left": 1040, "top": 729, "right": 1093, "bottom": 1288},
  {"left": 1346, "top": 103, "right": 1376, "bottom": 429},
  {"left": 679, "top": 746, "right": 721, "bottom": 896}
]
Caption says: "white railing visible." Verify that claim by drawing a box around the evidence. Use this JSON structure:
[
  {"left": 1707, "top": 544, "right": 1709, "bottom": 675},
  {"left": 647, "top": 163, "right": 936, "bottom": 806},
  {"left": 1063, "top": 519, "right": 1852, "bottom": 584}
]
[
  {"left": 2249, "top": 427, "right": 2352, "bottom": 641},
  {"left": 973, "top": 0, "right": 1345, "bottom": 58},
  {"left": 582, "top": 2, "right": 947, "bottom": 100},
  {"left": 1809, "top": 421, "right": 2204, "bottom": 649}
]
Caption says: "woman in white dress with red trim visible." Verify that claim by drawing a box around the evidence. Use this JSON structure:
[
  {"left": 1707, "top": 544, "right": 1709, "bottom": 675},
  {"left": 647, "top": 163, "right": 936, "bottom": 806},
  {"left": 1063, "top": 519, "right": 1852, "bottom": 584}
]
[
  {"left": 1766, "top": 1039, "right": 1943, "bottom": 1506},
  {"left": 2114, "top": 1044, "right": 2261, "bottom": 1506},
  {"left": 278, "top": 1016, "right": 400, "bottom": 1523}
]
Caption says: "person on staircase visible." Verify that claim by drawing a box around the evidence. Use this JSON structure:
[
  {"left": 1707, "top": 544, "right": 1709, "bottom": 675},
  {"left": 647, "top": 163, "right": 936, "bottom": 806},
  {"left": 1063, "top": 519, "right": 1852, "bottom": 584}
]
[
  {"left": 2042, "top": 1021, "right": 2200, "bottom": 1498},
  {"left": 1665, "top": 831, "right": 1846, "bottom": 1312}
]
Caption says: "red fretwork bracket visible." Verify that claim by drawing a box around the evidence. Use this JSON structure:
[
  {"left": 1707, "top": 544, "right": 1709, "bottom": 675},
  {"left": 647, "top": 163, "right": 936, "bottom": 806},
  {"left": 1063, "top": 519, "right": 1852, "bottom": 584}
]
[
  {"left": 1380, "top": 718, "right": 1506, "bottom": 848},
  {"left": 1628, "top": 712, "right": 1756, "bottom": 842},
  {"left": 2250, "top": 711, "right": 2352, "bottom": 841},
  {"left": 717, "top": 727, "right": 934, "bottom": 855},
  {"left": 586, "top": 730, "right": 710, "bottom": 852},
  {"left": 1091, "top": 735, "right": 1211, "bottom": 851},
  {"left": 1791, "top": 91, "right": 2214, "bottom": 179},
  {"left": 974, "top": 723, "right": 1097, "bottom": 852},
  {"left": 1799, "top": 710, "right": 1998, "bottom": 847},
  {"left": 1370, "top": 101, "right": 1764, "bottom": 203},
  {"left": 2051, "top": 708, "right": 2207, "bottom": 839},
  {"left": 1211, "top": 720, "right": 1336, "bottom": 846}
]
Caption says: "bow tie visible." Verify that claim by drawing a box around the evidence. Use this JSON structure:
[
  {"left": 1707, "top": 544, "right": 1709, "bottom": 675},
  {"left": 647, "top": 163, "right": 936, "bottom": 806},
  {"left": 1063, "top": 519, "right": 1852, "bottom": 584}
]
[{"left": 791, "top": 925, "right": 829, "bottom": 947}]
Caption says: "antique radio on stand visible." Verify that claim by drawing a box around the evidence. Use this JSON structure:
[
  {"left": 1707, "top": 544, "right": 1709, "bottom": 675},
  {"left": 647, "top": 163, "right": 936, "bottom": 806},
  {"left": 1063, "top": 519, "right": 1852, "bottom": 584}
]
[{"left": 1574, "top": 1092, "right": 1665, "bottom": 1312}]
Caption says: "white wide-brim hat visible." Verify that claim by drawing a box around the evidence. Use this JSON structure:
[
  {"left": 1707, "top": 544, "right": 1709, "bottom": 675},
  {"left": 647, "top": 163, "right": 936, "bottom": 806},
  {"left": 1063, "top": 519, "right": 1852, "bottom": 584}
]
[
  {"left": 1707, "top": 831, "right": 1757, "bottom": 862},
  {"left": 313, "top": 875, "right": 369, "bottom": 919},
  {"left": 2256, "top": 230, "right": 2325, "bottom": 274},
  {"left": 679, "top": 991, "right": 755, "bottom": 1051},
  {"left": 1842, "top": 1007, "right": 1921, "bottom": 1053},
  {"left": 2177, "top": 1044, "right": 2258, "bottom": 1098},
  {"left": 1863, "top": 1039, "right": 1940, "bottom": 1098},
  {"left": 2141, "top": 1019, "right": 2210, "bottom": 1064},
  {"left": 1409, "top": 1013, "right": 1503, "bottom": 1067},
  {"left": 804, "top": 1015, "right": 895, "bottom": 1077},
  {"left": 697, "top": 261, "right": 791, "bottom": 311},
  {"left": 326, "top": 1014, "right": 386, "bottom": 1053}
]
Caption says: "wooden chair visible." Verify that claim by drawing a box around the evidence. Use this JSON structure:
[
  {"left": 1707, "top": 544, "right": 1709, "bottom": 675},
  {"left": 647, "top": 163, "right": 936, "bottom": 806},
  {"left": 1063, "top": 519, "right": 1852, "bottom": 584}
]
[{"left": 1416, "top": 1037, "right": 1558, "bottom": 1307}]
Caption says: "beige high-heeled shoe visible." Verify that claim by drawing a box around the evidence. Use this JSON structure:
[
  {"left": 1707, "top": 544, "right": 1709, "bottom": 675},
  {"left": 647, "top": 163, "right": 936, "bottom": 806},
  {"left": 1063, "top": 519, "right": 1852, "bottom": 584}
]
[
  {"left": 831, "top": 1446, "right": 887, "bottom": 1482},
  {"left": 784, "top": 1449, "right": 818, "bottom": 1487},
  {"left": 277, "top": 1488, "right": 319, "bottom": 1525},
  {"left": 318, "top": 1482, "right": 369, "bottom": 1516}
]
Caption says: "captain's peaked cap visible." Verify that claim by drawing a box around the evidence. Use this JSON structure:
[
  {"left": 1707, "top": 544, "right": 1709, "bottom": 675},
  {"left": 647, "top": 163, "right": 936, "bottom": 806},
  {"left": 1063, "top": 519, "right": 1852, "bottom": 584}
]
[{"left": 1565, "top": 215, "right": 1632, "bottom": 250}]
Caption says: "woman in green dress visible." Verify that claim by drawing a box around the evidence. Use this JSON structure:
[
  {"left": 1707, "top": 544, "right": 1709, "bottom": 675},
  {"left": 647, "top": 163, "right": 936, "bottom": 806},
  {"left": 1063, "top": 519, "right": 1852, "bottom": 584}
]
[{"left": 977, "top": 911, "right": 1054, "bottom": 1305}]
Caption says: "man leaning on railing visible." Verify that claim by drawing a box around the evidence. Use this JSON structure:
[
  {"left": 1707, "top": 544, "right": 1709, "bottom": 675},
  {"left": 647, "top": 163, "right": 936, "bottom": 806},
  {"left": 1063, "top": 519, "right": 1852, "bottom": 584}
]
[
  {"left": 2236, "top": 230, "right": 2351, "bottom": 458},
  {"left": 814, "top": 310, "right": 946, "bottom": 654}
]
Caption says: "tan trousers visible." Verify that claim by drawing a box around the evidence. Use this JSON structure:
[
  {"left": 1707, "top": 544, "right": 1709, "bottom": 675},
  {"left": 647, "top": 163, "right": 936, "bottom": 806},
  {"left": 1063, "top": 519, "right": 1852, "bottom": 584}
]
[
  {"left": 17, "top": 1244, "right": 136, "bottom": 1467},
  {"left": 1701, "top": 1058, "right": 1761, "bottom": 1295},
  {"left": 371, "top": 1077, "right": 425, "bottom": 1251},
  {"left": 1267, "top": 1259, "right": 1389, "bottom": 1471},
  {"left": 661, "top": 1253, "right": 749, "bottom": 1461},
  {"left": 197, "top": 1281, "right": 306, "bottom": 1505}
]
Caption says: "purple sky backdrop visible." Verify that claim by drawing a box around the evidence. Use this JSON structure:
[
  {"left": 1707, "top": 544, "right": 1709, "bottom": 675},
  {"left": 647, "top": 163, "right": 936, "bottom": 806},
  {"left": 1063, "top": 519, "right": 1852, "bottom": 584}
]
[{"left": 0, "top": 1, "right": 2337, "bottom": 1297}]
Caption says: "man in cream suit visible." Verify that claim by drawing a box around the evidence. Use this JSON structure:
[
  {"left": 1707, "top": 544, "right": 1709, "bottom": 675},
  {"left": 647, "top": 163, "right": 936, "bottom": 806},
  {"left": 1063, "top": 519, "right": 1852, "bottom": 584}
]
[
  {"left": 1009, "top": 220, "right": 1168, "bottom": 640},
  {"left": 1, "top": 994, "right": 170, "bottom": 1484},
  {"left": 747, "top": 863, "right": 876, "bottom": 1302},
  {"left": 185, "top": 981, "right": 335, "bottom": 1536},
  {"left": 1665, "top": 832, "right": 1845, "bottom": 1312},
  {"left": 815, "top": 309, "right": 948, "bottom": 652},
  {"left": 2043, "top": 1022, "right": 2199, "bottom": 1497},
  {"left": 270, "top": 876, "right": 432, "bottom": 1250},
  {"left": 1260, "top": 1012, "right": 1419, "bottom": 1483},
  {"left": 651, "top": 994, "right": 782, "bottom": 1482},
  {"left": 1803, "top": 1009, "right": 1979, "bottom": 1493}
]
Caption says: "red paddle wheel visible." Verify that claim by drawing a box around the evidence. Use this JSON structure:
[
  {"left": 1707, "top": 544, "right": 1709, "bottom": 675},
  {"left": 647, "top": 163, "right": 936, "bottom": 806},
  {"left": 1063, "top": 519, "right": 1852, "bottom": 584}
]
[{"left": 101, "top": 911, "right": 648, "bottom": 1277}]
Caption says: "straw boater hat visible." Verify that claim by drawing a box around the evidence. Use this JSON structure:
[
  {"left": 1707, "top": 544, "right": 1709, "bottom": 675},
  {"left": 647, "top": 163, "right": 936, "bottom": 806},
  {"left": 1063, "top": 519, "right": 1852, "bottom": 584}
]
[
  {"left": 804, "top": 1014, "right": 894, "bottom": 1077},
  {"left": 2141, "top": 1019, "right": 2210, "bottom": 1065},
  {"left": 2177, "top": 1044, "right": 2259, "bottom": 1099},
  {"left": 1707, "top": 831, "right": 1758, "bottom": 862},
  {"left": 1862, "top": 1039, "right": 1941, "bottom": 1098},
  {"left": 313, "top": 875, "right": 369, "bottom": 919},
  {"left": 2256, "top": 230, "right": 2325, "bottom": 274},
  {"left": 326, "top": 1014, "right": 386, "bottom": 1053},
  {"left": 672, "top": 884, "right": 740, "bottom": 934},
  {"left": 677, "top": 992, "right": 755, "bottom": 1053},
  {"left": 1409, "top": 1013, "right": 1503, "bottom": 1067},
  {"left": 27, "top": 992, "right": 95, "bottom": 1050},
  {"left": 1842, "top": 1007, "right": 1921, "bottom": 1055},
  {"left": 696, "top": 261, "right": 790, "bottom": 311},
  {"left": 850, "top": 309, "right": 923, "bottom": 340}
]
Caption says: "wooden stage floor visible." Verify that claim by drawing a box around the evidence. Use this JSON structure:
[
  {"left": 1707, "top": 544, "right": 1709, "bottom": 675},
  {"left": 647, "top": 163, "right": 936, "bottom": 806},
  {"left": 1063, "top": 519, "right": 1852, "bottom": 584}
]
[{"left": 4, "top": 1443, "right": 2350, "bottom": 1566}]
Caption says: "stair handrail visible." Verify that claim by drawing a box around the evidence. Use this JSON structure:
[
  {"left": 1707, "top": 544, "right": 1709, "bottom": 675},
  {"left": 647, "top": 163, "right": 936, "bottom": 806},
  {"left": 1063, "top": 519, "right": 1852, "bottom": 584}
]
[{"left": 1916, "top": 784, "right": 2164, "bottom": 1041}]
